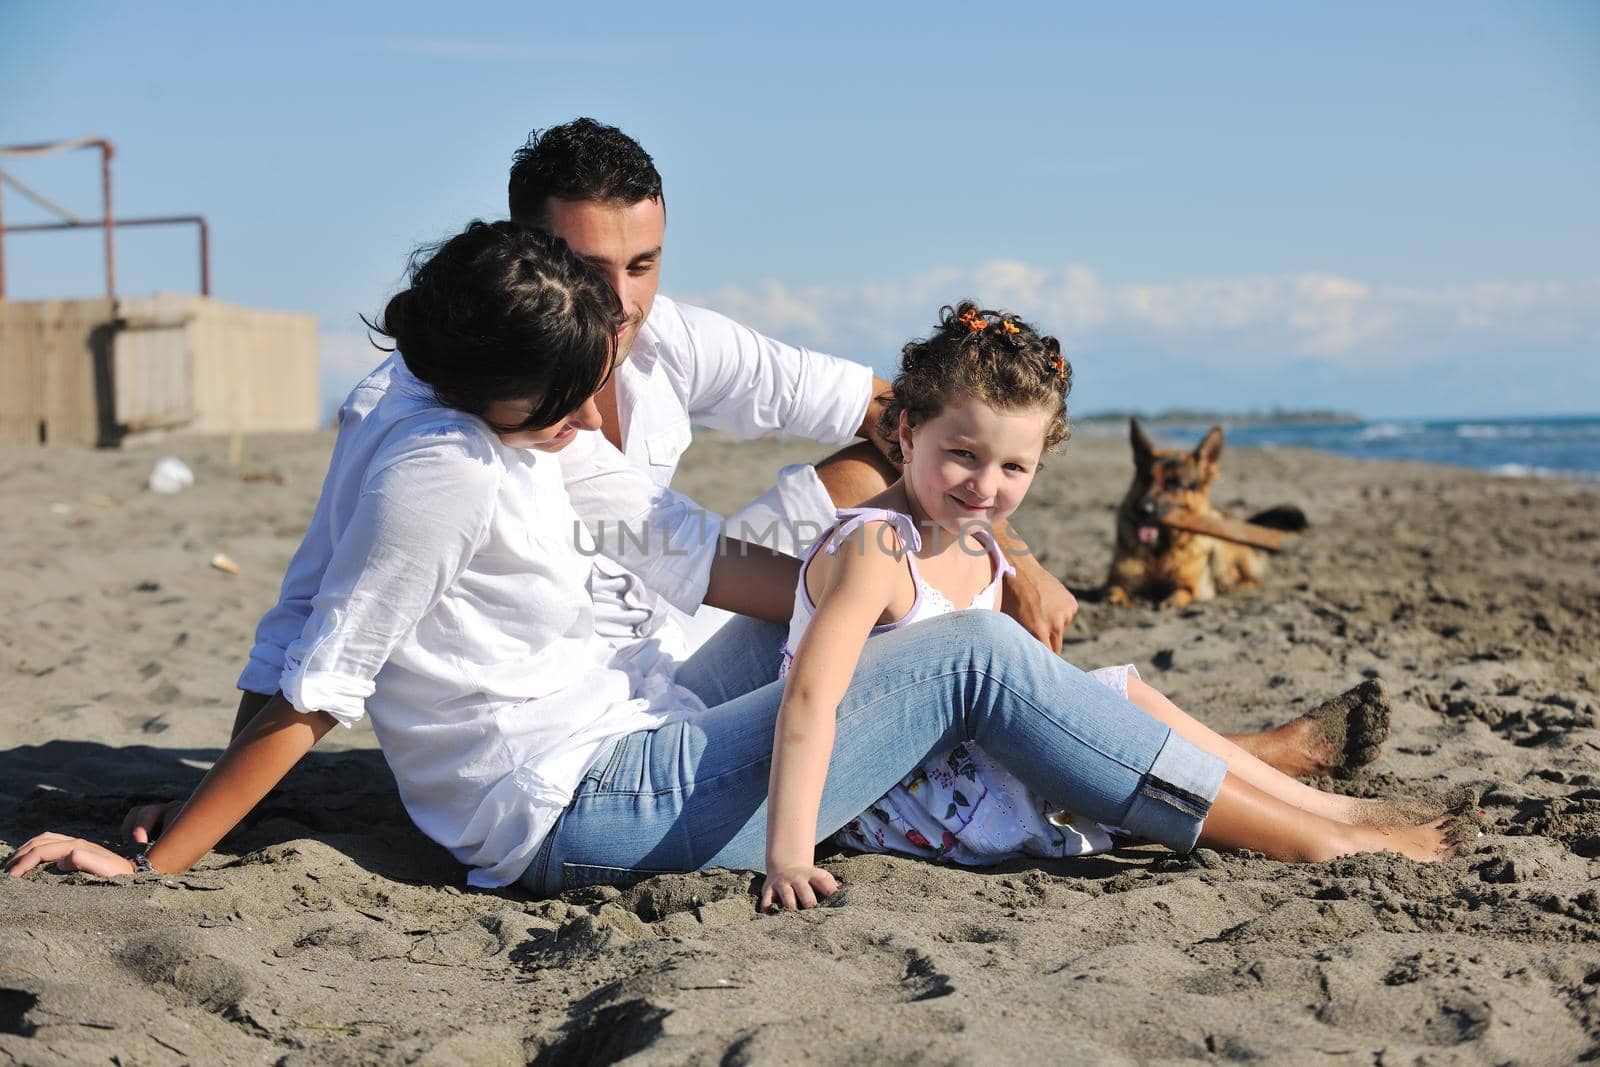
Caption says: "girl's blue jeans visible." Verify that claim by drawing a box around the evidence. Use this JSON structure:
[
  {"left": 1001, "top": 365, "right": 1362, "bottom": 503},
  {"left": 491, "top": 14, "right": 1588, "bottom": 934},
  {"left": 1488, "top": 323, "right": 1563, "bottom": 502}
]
[{"left": 519, "top": 611, "right": 1225, "bottom": 896}]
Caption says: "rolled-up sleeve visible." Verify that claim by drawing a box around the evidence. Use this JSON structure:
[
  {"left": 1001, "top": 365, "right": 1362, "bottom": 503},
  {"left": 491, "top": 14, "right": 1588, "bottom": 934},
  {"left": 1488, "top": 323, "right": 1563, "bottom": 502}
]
[
  {"left": 557, "top": 430, "right": 723, "bottom": 614},
  {"left": 239, "top": 601, "right": 311, "bottom": 695},
  {"left": 673, "top": 301, "right": 875, "bottom": 444},
  {"left": 278, "top": 431, "right": 500, "bottom": 725}
]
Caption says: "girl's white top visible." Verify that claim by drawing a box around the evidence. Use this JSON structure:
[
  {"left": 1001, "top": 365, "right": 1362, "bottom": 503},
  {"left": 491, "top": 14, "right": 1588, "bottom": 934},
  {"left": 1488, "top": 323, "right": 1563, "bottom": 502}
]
[
  {"left": 276, "top": 362, "right": 701, "bottom": 888},
  {"left": 779, "top": 508, "right": 1014, "bottom": 675},
  {"left": 780, "top": 508, "right": 1124, "bottom": 865}
]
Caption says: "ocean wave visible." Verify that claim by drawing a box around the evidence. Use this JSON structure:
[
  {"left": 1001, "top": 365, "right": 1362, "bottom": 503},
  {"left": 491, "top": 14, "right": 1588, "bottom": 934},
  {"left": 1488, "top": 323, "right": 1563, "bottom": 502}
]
[
  {"left": 1357, "top": 422, "right": 1414, "bottom": 441},
  {"left": 1491, "top": 463, "right": 1600, "bottom": 482},
  {"left": 1455, "top": 423, "right": 1582, "bottom": 441}
]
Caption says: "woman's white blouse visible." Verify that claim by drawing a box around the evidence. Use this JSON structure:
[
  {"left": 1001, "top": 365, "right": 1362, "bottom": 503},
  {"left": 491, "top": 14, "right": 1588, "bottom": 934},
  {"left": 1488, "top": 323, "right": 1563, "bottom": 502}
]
[
  {"left": 238, "top": 355, "right": 722, "bottom": 697},
  {"left": 275, "top": 370, "right": 701, "bottom": 887}
]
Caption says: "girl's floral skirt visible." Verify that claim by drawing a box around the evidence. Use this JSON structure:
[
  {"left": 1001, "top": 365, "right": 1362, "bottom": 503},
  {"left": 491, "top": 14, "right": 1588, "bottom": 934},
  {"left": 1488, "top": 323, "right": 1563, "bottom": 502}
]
[{"left": 833, "top": 665, "right": 1139, "bottom": 865}]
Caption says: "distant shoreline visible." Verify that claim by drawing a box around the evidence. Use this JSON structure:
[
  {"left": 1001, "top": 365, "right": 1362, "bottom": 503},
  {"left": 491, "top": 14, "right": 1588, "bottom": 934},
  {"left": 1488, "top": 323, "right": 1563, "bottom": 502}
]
[
  {"left": 1075, "top": 409, "right": 1360, "bottom": 428},
  {"left": 1073, "top": 411, "right": 1600, "bottom": 482}
]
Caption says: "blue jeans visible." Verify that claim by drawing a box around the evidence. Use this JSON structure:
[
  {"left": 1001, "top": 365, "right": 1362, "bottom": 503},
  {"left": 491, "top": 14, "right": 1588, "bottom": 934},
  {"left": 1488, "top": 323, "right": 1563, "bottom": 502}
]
[{"left": 519, "top": 611, "right": 1226, "bottom": 895}]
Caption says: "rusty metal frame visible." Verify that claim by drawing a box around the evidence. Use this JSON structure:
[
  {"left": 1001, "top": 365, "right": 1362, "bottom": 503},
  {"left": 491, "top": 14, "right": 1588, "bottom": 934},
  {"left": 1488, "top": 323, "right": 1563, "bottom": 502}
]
[
  {"left": 0, "top": 215, "right": 211, "bottom": 297},
  {"left": 0, "top": 136, "right": 124, "bottom": 300}
]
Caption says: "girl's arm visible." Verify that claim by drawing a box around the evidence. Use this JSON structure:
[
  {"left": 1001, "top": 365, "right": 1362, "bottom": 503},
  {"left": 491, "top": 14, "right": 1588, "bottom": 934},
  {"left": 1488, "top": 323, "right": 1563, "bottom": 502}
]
[
  {"left": 7, "top": 695, "right": 336, "bottom": 877},
  {"left": 761, "top": 529, "right": 903, "bottom": 910}
]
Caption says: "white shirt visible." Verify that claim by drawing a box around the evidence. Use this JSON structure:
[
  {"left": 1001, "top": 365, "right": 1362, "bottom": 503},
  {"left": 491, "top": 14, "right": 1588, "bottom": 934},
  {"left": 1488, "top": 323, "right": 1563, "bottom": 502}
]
[
  {"left": 569, "top": 294, "right": 875, "bottom": 648},
  {"left": 267, "top": 362, "right": 702, "bottom": 888},
  {"left": 238, "top": 354, "right": 723, "bottom": 697}
]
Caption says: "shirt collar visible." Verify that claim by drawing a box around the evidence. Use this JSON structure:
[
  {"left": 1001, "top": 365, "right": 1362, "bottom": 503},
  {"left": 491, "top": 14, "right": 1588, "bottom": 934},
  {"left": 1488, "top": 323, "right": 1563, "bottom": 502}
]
[{"left": 623, "top": 316, "right": 661, "bottom": 375}]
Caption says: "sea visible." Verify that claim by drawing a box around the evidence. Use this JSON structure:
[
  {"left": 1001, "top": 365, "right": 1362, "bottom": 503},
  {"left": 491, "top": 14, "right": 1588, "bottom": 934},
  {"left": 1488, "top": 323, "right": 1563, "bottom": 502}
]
[{"left": 1083, "top": 415, "right": 1600, "bottom": 481}]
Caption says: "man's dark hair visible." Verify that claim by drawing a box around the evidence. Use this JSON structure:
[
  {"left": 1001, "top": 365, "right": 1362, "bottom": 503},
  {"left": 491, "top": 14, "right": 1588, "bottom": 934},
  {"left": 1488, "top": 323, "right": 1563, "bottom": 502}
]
[
  {"left": 508, "top": 118, "right": 664, "bottom": 224},
  {"left": 366, "top": 220, "right": 620, "bottom": 433}
]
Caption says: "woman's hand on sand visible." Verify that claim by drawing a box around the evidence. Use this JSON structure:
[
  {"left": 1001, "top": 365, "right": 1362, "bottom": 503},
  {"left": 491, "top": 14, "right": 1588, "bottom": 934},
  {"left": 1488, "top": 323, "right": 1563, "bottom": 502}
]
[
  {"left": 121, "top": 799, "right": 185, "bottom": 844},
  {"left": 5, "top": 832, "right": 137, "bottom": 879},
  {"left": 760, "top": 865, "right": 839, "bottom": 911}
]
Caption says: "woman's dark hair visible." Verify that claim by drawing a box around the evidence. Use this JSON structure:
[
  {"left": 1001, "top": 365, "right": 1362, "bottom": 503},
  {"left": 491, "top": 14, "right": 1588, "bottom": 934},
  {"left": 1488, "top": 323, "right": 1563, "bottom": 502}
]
[
  {"left": 366, "top": 220, "right": 621, "bottom": 433},
  {"left": 508, "top": 118, "right": 665, "bottom": 224},
  {"left": 878, "top": 301, "right": 1072, "bottom": 464}
]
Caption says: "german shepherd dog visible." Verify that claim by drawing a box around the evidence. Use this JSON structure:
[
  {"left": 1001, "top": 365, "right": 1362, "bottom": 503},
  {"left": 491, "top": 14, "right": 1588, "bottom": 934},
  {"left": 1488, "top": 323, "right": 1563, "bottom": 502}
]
[{"left": 1105, "top": 418, "right": 1305, "bottom": 609}]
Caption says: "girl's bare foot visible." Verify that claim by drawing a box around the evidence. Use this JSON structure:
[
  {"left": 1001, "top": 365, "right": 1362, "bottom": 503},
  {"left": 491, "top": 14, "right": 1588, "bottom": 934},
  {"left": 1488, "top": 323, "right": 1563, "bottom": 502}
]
[
  {"left": 1196, "top": 775, "right": 1482, "bottom": 864},
  {"left": 1312, "top": 795, "right": 1483, "bottom": 863},
  {"left": 1230, "top": 679, "right": 1391, "bottom": 779},
  {"left": 1318, "top": 818, "right": 1453, "bottom": 863},
  {"left": 1341, "top": 784, "right": 1481, "bottom": 827}
]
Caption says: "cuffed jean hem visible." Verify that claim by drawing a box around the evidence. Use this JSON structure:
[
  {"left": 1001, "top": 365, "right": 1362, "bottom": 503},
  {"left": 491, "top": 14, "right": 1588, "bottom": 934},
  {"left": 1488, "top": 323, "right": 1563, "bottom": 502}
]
[{"left": 1121, "top": 730, "right": 1227, "bottom": 853}]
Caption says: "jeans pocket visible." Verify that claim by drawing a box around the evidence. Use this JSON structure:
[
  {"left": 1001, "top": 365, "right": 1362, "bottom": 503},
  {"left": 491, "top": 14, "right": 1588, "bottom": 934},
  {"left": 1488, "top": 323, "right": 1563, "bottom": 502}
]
[
  {"left": 585, "top": 737, "right": 629, "bottom": 794},
  {"left": 561, "top": 861, "right": 677, "bottom": 892}
]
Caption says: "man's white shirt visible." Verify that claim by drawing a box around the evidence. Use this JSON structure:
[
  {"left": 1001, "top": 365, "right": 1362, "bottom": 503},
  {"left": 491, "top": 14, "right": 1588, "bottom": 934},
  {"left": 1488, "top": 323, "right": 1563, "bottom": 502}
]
[{"left": 572, "top": 293, "right": 874, "bottom": 653}]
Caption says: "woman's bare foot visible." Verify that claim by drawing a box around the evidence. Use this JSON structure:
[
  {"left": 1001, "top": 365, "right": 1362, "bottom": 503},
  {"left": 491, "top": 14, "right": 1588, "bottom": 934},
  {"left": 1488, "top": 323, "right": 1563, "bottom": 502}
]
[{"left": 1229, "top": 679, "right": 1392, "bottom": 779}]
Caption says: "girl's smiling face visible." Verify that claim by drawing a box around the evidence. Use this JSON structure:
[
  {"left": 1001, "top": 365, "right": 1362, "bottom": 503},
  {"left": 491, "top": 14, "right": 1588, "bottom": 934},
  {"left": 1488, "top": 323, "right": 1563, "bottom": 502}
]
[
  {"left": 482, "top": 394, "right": 604, "bottom": 452},
  {"left": 899, "top": 395, "right": 1050, "bottom": 534}
]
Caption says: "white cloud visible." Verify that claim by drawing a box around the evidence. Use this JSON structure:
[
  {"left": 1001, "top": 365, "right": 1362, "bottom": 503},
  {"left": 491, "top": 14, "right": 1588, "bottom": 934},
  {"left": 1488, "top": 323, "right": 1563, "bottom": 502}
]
[
  {"left": 312, "top": 267, "right": 1599, "bottom": 420},
  {"left": 685, "top": 264, "right": 1600, "bottom": 370}
]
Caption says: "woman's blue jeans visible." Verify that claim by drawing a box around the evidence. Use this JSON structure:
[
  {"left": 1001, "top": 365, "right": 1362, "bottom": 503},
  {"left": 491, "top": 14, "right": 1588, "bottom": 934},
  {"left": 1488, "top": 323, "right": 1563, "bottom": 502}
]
[{"left": 519, "top": 611, "right": 1225, "bottom": 895}]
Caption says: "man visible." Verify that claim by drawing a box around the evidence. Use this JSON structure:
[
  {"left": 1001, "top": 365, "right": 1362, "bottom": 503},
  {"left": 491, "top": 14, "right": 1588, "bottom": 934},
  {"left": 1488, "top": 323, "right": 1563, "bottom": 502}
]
[
  {"left": 508, "top": 118, "right": 1080, "bottom": 670},
  {"left": 506, "top": 118, "right": 1374, "bottom": 771}
]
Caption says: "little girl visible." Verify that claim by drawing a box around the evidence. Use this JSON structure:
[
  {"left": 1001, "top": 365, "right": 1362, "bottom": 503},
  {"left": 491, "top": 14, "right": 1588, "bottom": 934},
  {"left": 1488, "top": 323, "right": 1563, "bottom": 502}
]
[{"left": 762, "top": 302, "right": 1470, "bottom": 910}]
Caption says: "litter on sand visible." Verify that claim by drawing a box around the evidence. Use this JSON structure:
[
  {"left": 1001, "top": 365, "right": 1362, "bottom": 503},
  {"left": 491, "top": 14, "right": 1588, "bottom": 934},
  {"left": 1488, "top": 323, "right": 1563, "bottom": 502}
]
[{"left": 148, "top": 457, "right": 196, "bottom": 494}]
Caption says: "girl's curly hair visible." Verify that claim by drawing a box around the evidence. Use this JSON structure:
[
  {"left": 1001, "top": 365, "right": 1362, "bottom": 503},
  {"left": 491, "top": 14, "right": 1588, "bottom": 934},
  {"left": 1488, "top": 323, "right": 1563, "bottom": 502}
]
[{"left": 876, "top": 301, "right": 1071, "bottom": 464}]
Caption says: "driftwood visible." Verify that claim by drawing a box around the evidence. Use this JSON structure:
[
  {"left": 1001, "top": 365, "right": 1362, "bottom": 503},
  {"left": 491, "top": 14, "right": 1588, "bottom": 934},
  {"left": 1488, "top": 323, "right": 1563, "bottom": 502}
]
[{"left": 1159, "top": 508, "right": 1293, "bottom": 552}]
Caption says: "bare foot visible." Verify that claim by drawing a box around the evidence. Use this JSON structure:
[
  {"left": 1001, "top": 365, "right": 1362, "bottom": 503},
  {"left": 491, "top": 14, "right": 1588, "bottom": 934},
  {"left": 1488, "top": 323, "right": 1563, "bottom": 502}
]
[
  {"left": 1325, "top": 819, "right": 1456, "bottom": 863},
  {"left": 1230, "top": 679, "right": 1392, "bottom": 779},
  {"left": 1343, "top": 785, "right": 1480, "bottom": 827},
  {"left": 1313, "top": 794, "right": 1483, "bottom": 863}
]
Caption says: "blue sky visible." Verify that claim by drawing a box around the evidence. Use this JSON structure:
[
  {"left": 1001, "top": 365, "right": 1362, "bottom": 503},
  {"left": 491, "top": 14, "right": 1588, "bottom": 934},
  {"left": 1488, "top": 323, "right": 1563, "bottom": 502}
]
[{"left": 2, "top": 2, "right": 1596, "bottom": 418}]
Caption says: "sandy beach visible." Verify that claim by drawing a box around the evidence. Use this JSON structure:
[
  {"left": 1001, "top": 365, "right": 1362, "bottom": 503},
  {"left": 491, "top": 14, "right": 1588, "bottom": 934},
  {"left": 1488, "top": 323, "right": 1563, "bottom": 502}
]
[{"left": 2, "top": 428, "right": 1597, "bottom": 1064}]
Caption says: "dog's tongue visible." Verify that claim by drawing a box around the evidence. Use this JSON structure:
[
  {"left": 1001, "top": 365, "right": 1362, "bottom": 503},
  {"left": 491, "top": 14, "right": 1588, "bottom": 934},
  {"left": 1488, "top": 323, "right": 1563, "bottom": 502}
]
[{"left": 1138, "top": 525, "right": 1161, "bottom": 545}]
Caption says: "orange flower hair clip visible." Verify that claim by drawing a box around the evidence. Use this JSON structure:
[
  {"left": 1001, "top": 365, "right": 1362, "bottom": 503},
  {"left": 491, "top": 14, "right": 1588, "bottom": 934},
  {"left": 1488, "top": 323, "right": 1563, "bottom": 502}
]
[
  {"left": 999, "top": 318, "right": 1022, "bottom": 336},
  {"left": 1048, "top": 352, "right": 1067, "bottom": 382},
  {"left": 958, "top": 308, "right": 988, "bottom": 333}
]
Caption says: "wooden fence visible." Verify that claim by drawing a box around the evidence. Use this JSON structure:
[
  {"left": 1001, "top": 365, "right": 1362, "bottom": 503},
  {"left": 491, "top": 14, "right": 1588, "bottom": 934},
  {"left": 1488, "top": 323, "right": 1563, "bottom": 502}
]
[{"left": 0, "top": 294, "right": 318, "bottom": 445}]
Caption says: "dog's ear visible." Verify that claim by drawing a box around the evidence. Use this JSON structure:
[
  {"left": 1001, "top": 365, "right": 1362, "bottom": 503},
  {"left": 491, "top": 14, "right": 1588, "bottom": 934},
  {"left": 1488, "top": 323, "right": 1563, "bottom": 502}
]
[
  {"left": 1195, "top": 425, "right": 1225, "bottom": 470},
  {"left": 1130, "top": 417, "right": 1155, "bottom": 467}
]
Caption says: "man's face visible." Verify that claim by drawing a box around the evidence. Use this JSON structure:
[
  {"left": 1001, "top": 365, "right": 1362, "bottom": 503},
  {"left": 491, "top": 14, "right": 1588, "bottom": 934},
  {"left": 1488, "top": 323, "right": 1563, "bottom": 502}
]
[{"left": 542, "top": 196, "right": 665, "bottom": 370}]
